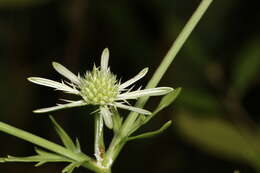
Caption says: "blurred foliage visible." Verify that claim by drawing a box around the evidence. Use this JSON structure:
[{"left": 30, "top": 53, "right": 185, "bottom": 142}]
[
  {"left": 0, "top": 0, "right": 50, "bottom": 8},
  {"left": 177, "top": 111, "right": 260, "bottom": 172},
  {"left": 231, "top": 37, "right": 260, "bottom": 97},
  {"left": 175, "top": 14, "right": 260, "bottom": 171},
  {"left": 0, "top": 0, "right": 259, "bottom": 173}
]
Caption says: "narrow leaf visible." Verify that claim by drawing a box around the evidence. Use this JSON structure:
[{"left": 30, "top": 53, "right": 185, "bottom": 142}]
[
  {"left": 0, "top": 147, "right": 72, "bottom": 166},
  {"left": 49, "top": 116, "right": 76, "bottom": 151},
  {"left": 35, "top": 161, "right": 47, "bottom": 167},
  {"left": 128, "top": 120, "right": 172, "bottom": 141},
  {"left": 156, "top": 88, "right": 181, "bottom": 113},
  {"left": 62, "top": 162, "right": 82, "bottom": 173},
  {"left": 75, "top": 138, "right": 81, "bottom": 153},
  {"left": 128, "top": 114, "right": 147, "bottom": 135},
  {"left": 1, "top": 154, "right": 71, "bottom": 164},
  {"left": 142, "top": 88, "right": 181, "bottom": 125}
]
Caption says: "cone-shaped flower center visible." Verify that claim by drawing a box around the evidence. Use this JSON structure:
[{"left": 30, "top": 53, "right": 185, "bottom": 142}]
[{"left": 80, "top": 66, "right": 119, "bottom": 105}]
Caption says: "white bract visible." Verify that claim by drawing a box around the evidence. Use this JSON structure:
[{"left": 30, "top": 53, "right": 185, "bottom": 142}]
[{"left": 28, "top": 48, "right": 173, "bottom": 128}]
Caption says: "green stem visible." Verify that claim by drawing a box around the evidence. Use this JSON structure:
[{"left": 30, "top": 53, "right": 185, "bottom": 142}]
[
  {"left": 122, "top": 0, "right": 213, "bottom": 136},
  {"left": 104, "top": 0, "right": 213, "bottom": 167},
  {"left": 0, "top": 121, "right": 106, "bottom": 173},
  {"left": 94, "top": 113, "right": 105, "bottom": 163},
  {"left": 102, "top": 133, "right": 126, "bottom": 168}
]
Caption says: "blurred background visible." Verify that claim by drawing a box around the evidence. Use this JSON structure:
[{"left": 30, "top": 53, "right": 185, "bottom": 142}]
[{"left": 0, "top": 0, "right": 259, "bottom": 172}]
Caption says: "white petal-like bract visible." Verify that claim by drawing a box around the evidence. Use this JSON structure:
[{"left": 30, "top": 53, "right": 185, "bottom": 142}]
[
  {"left": 33, "top": 100, "right": 87, "bottom": 113},
  {"left": 52, "top": 62, "right": 80, "bottom": 85},
  {"left": 114, "top": 102, "right": 151, "bottom": 115},
  {"left": 101, "top": 48, "right": 109, "bottom": 71},
  {"left": 118, "top": 87, "right": 173, "bottom": 100},
  {"left": 119, "top": 68, "right": 148, "bottom": 90},
  {"left": 28, "top": 77, "right": 79, "bottom": 94},
  {"left": 28, "top": 48, "right": 174, "bottom": 118},
  {"left": 100, "top": 106, "right": 113, "bottom": 129}
]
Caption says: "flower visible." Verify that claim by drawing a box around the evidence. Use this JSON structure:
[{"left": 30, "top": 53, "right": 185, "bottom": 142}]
[{"left": 28, "top": 48, "right": 173, "bottom": 128}]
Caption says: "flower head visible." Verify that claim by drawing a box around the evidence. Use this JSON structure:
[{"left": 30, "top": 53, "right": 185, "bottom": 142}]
[{"left": 28, "top": 48, "right": 173, "bottom": 128}]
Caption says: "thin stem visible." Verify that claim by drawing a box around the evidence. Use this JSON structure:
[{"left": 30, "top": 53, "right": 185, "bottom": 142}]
[
  {"left": 102, "top": 133, "right": 126, "bottom": 168},
  {"left": 104, "top": 0, "right": 213, "bottom": 167},
  {"left": 122, "top": 0, "right": 213, "bottom": 136},
  {"left": 94, "top": 113, "right": 105, "bottom": 163}
]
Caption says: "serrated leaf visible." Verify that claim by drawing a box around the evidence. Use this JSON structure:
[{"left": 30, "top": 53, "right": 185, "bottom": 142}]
[
  {"left": 1, "top": 148, "right": 71, "bottom": 165},
  {"left": 34, "top": 147, "right": 68, "bottom": 159},
  {"left": 231, "top": 38, "right": 260, "bottom": 97},
  {"left": 0, "top": 148, "right": 72, "bottom": 167},
  {"left": 128, "top": 120, "right": 172, "bottom": 141},
  {"left": 35, "top": 161, "right": 47, "bottom": 167},
  {"left": 62, "top": 162, "right": 82, "bottom": 173},
  {"left": 176, "top": 111, "right": 260, "bottom": 170},
  {"left": 0, "top": 0, "right": 50, "bottom": 8},
  {"left": 49, "top": 116, "right": 77, "bottom": 151}
]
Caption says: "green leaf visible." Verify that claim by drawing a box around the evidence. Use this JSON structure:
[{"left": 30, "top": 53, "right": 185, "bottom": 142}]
[
  {"left": 128, "top": 120, "right": 172, "bottom": 141},
  {"left": 176, "top": 111, "right": 260, "bottom": 170},
  {"left": 0, "top": 0, "right": 50, "bottom": 8},
  {"left": 62, "top": 162, "right": 82, "bottom": 173},
  {"left": 75, "top": 138, "right": 81, "bottom": 153},
  {"left": 231, "top": 38, "right": 260, "bottom": 97},
  {"left": 141, "top": 88, "right": 181, "bottom": 127},
  {"left": 127, "top": 114, "right": 147, "bottom": 135},
  {"left": 155, "top": 88, "right": 181, "bottom": 114},
  {"left": 127, "top": 89, "right": 180, "bottom": 135},
  {"left": 49, "top": 116, "right": 77, "bottom": 151},
  {"left": 0, "top": 147, "right": 71, "bottom": 166}
]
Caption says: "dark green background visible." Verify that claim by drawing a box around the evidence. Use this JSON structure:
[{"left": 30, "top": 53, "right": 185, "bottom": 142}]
[{"left": 0, "top": 0, "right": 259, "bottom": 173}]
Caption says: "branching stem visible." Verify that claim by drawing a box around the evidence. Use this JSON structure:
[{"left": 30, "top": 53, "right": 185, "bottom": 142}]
[{"left": 103, "top": 0, "right": 213, "bottom": 170}]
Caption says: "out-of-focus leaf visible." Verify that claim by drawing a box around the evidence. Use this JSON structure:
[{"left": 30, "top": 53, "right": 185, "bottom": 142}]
[
  {"left": 176, "top": 111, "right": 260, "bottom": 171},
  {"left": 128, "top": 120, "right": 172, "bottom": 141},
  {"left": 231, "top": 38, "right": 260, "bottom": 97},
  {"left": 178, "top": 89, "right": 221, "bottom": 113},
  {"left": 0, "top": 0, "right": 50, "bottom": 8}
]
